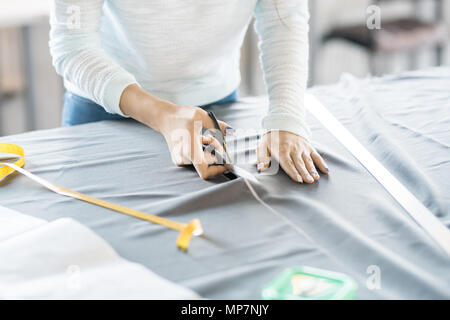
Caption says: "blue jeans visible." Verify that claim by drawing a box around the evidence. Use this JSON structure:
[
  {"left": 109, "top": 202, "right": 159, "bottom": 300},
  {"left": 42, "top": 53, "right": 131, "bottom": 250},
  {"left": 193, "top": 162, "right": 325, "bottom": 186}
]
[{"left": 62, "top": 90, "right": 238, "bottom": 126}]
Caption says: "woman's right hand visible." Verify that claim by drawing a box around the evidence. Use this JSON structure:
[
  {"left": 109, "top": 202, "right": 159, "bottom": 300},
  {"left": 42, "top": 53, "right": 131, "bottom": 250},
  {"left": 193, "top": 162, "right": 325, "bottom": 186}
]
[
  {"left": 159, "top": 103, "right": 234, "bottom": 179},
  {"left": 120, "top": 84, "right": 231, "bottom": 180}
]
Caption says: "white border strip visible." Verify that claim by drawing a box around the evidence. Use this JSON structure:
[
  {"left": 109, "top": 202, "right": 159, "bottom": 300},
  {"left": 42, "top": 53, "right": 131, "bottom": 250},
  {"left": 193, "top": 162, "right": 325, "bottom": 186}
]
[{"left": 306, "top": 94, "right": 450, "bottom": 256}]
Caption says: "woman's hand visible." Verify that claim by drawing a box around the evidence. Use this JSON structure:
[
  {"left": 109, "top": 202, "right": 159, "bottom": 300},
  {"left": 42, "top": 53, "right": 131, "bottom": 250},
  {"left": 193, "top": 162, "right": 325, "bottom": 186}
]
[
  {"left": 257, "top": 130, "right": 329, "bottom": 183},
  {"left": 158, "top": 104, "right": 232, "bottom": 179},
  {"left": 120, "top": 84, "right": 231, "bottom": 180}
]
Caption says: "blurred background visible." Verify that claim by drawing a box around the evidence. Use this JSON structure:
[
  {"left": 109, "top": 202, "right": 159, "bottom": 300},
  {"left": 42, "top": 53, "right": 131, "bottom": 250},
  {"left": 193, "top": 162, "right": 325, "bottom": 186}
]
[{"left": 0, "top": 0, "right": 448, "bottom": 136}]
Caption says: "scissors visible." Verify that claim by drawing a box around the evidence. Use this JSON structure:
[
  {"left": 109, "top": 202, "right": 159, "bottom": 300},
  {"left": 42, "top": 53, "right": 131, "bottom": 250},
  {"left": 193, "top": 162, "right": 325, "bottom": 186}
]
[{"left": 203, "top": 111, "right": 258, "bottom": 183}]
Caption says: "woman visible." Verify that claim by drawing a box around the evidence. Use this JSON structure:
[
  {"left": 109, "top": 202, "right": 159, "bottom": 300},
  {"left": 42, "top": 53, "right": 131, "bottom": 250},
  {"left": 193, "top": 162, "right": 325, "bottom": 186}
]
[{"left": 49, "top": 0, "right": 329, "bottom": 182}]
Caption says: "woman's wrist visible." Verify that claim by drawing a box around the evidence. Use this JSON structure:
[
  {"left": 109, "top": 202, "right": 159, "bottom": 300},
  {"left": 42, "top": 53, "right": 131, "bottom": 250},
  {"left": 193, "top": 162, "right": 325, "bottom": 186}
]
[{"left": 119, "top": 84, "right": 174, "bottom": 132}]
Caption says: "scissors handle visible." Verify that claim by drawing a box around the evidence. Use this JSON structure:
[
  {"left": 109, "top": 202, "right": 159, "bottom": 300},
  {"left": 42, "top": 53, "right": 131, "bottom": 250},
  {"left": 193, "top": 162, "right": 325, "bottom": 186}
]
[
  {"left": 206, "top": 111, "right": 233, "bottom": 164},
  {"left": 204, "top": 112, "right": 238, "bottom": 180},
  {"left": 207, "top": 111, "right": 222, "bottom": 131}
]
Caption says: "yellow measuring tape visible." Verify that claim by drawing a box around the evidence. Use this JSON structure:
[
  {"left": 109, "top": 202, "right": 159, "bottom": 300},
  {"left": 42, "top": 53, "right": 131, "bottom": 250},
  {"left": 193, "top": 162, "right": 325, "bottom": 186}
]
[{"left": 0, "top": 143, "right": 203, "bottom": 251}]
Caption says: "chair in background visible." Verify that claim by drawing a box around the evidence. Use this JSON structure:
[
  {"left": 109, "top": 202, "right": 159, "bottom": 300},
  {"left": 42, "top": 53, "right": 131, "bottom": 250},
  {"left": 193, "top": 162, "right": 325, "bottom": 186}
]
[{"left": 321, "top": 0, "right": 448, "bottom": 75}]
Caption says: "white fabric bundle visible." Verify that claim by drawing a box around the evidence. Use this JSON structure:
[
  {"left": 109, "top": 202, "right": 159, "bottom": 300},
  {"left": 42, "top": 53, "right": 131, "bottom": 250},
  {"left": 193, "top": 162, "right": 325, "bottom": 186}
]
[{"left": 0, "top": 205, "right": 200, "bottom": 299}]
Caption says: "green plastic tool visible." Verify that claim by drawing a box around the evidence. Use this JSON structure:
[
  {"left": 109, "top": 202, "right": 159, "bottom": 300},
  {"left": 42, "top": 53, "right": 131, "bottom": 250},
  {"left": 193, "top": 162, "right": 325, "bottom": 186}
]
[{"left": 262, "top": 266, "right": 358, "bottom": 300}]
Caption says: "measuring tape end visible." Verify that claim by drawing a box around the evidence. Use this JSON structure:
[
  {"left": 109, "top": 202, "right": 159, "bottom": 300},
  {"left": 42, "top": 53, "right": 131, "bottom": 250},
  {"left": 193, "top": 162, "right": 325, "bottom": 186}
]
[{"left": 176, "top": 219, "right": 204, "bottom": 251}]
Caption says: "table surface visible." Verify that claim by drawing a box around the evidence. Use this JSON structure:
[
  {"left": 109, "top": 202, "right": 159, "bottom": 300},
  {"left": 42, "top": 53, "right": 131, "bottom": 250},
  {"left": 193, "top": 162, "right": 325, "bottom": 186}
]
[{"left": 1, "top": 68, "right": 449, "bottom": 299}]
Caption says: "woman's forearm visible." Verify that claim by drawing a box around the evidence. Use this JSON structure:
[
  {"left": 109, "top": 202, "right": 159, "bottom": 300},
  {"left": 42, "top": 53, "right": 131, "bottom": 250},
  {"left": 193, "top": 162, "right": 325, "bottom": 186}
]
[
  {"left": 254, "top": 0, "right": 310, "bottom": 140},
  {"left": 50, "top": 0, "right": 138, "bottom": 116},
  {"left": 119, "top": 84, "right": 175, "bottom": 133}
]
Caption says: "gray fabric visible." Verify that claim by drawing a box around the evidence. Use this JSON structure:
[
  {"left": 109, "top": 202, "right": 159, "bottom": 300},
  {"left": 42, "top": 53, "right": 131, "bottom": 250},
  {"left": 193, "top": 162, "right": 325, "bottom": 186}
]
[{"left": 1, "top": 67, "right": 449, "bottom": 299}]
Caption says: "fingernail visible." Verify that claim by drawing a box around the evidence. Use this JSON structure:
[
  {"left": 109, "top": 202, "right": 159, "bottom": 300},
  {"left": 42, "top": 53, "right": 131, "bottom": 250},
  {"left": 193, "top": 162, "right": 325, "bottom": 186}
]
[
  {"left": 257, "top": 162, "right": 265, "bottom": 171},
  {"left": 226, "top": 126, "right": 235, "bottom": 136},
  {"left": 307, "top": 174, "right": 314, "bottom": 182},
  {"left": 296, "top": 174, "right": 303, "bottom": 183},
  {"left": 312, "top": 171, "right": 319, "bottom": 179},
  {"left": 325, "top": 167, "right": 329, "bottom": 172}
]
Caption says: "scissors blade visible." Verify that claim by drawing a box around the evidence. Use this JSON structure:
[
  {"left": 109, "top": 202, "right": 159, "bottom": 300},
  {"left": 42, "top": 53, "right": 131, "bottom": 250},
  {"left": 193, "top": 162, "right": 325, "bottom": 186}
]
[
  {"left": 225, "top": 163, "right": 259, "bottom": 184},
  {"left": 206, "top": 111, "right": 258, "bottom": 184}
]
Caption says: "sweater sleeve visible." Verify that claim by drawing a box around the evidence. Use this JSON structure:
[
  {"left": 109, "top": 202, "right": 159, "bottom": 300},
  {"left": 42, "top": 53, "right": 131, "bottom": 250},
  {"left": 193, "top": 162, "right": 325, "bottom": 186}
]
[
  {"left": 254, "top": 0, "right": 311, "bottom": 140},
  {"left": 49, "top": 0, "right": 137, "bottom": 116}
]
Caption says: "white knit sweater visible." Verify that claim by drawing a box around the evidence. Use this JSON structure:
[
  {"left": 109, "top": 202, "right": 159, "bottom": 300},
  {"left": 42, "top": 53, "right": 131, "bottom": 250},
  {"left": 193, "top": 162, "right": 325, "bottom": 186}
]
[{"left": 49, "top": 0, "right": 310, "bottom": 139}]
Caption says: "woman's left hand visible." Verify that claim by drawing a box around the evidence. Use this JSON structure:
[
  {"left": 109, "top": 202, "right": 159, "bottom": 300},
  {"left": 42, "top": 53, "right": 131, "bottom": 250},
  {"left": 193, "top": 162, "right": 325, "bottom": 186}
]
[{"left": 257, "top": 130, "right": 329, "bottom": 183}]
